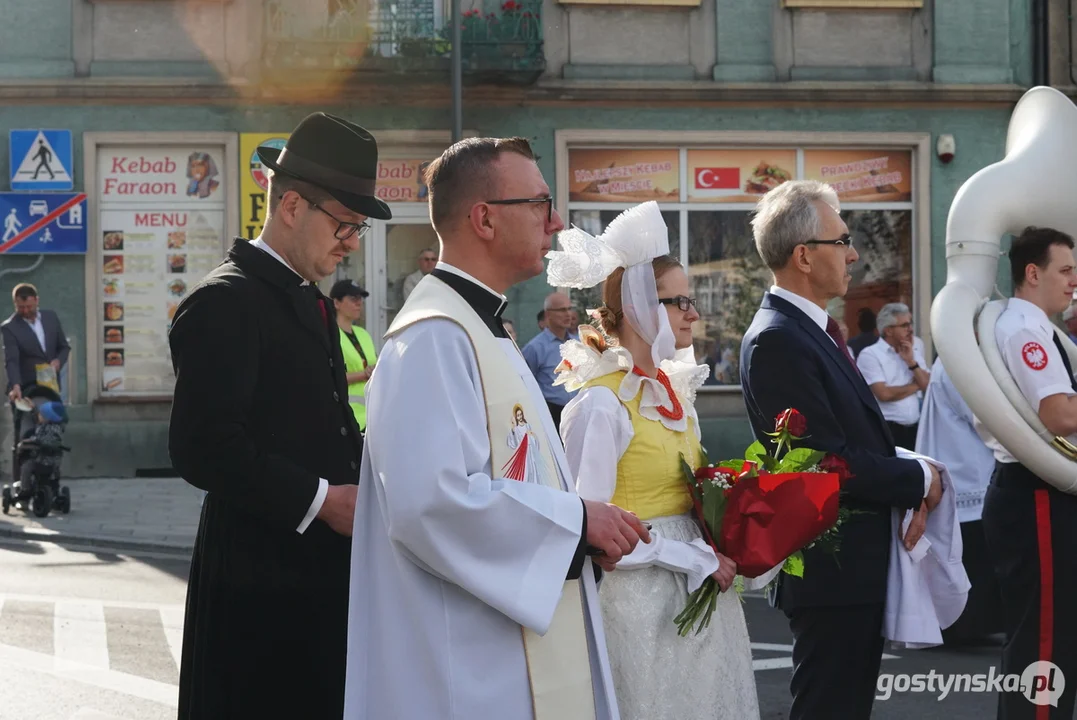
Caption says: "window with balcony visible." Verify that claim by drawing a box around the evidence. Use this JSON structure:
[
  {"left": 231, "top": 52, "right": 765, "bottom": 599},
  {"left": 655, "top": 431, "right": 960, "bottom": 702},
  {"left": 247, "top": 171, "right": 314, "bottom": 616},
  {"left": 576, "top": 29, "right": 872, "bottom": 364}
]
[{"left": 262, "top": 0, "right": 544, "bottom": 80}]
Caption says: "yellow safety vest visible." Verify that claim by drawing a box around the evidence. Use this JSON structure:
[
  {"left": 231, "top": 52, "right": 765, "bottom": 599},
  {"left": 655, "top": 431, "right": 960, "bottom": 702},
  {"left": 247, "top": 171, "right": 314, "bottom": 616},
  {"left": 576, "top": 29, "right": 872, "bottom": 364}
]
[{"left": 338, "top": 325, "right": 377, "bottom": 431}]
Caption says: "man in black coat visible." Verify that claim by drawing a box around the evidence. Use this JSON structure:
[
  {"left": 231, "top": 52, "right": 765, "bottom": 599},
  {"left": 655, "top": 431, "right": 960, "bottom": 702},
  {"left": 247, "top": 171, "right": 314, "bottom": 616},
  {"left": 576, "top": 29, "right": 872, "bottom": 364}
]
[
  {"left": 739, "top": 180, "right": 943, "bottom": 720},
  {"left": 168, "top": 113, "right": 392, "bottom": 719}
]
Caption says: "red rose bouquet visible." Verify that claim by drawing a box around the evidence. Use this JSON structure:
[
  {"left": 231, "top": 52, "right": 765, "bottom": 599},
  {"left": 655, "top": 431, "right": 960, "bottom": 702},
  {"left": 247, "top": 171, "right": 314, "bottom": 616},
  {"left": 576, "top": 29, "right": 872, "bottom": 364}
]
[{"left": 674, "top": 408, "right": 854, "bottom": 636}]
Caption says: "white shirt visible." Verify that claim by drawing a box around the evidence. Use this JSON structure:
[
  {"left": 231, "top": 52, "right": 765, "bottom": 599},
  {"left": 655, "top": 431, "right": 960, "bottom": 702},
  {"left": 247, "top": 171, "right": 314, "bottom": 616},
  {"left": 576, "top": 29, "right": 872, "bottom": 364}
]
[
  {"left": 914, "top": 358, "right": 996, "bottom": 523},
  {"left": 857, "top": 337, "right": 927, "bottom": 426},
  {"left": 770, "top": 285, "right": 832, "bottom": 335},
  {"left": 402, "top": 269, "right": 424, "bottom": 300},
  {"left": 769, "top": 286, "right": 934, "bottom": 497},
  {"left": 250, "top": 237, "right": 327, "bottom": 534},
  {"left": 989, "top": 296, "right": 1077, "bottom": 463},
  {"left": 24, "top": 314, "right": 46, "bottom": 353}
]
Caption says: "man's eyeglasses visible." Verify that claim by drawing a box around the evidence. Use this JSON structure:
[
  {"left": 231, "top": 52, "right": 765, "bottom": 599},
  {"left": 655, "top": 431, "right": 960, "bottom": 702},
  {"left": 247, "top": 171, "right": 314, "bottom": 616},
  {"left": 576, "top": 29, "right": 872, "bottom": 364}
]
[
  {"left": 308, "top": 201, "right": 370, "bottom": 241},
  {"left": 659, "top": 296, "right": 697, "bottom": 312},
  {"left": 486, "top": 196, "right": 554, "bottom": 223},
  {"left": 804, "top": 233, "right": 854, "bottom": 249}
]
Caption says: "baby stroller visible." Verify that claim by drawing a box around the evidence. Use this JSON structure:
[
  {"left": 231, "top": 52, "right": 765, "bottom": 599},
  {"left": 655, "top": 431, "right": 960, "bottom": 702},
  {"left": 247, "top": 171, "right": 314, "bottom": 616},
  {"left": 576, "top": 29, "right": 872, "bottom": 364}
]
[{"left": 1, "top": 385, "right": 71, "bottom": 518}]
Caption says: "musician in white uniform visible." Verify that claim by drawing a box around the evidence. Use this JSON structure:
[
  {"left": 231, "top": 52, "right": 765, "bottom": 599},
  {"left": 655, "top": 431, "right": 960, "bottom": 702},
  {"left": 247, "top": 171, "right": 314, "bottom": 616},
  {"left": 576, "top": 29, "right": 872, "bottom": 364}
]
[{"left": 984, "top": 226, "right": 1077, "bottom": 719}]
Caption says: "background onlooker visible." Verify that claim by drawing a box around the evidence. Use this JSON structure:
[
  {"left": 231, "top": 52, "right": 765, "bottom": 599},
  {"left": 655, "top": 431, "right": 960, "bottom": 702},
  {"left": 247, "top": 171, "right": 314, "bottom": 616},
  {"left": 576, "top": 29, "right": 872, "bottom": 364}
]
[
  {"left": 856, "top": 302, "right": 930, "bottom": 448},
  {"left": 2, "top": 283, "right": 70, "bottom": 403},
  {"left": 401, "top": 248, "right": 438, "bottom": 301},
  {"left": 847, "top": 306, "right": 878, "bottom": 359},
  {"left": 521, "top": 292, "right": 578, "bottom": 427}
]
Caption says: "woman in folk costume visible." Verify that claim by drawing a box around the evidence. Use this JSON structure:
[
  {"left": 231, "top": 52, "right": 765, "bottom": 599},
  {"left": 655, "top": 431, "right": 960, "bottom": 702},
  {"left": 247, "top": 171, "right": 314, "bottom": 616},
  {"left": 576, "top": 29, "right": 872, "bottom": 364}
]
[{"left": 549, "top": 201, "right": 759, "bottom": 720}]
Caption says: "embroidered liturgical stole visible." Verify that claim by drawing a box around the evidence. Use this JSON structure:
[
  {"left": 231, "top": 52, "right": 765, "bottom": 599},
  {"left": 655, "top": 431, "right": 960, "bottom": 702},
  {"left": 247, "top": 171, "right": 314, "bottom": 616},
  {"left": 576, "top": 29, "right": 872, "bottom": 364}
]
[{"left": 387, "top": 276, "right": 597, "bottom": 720}]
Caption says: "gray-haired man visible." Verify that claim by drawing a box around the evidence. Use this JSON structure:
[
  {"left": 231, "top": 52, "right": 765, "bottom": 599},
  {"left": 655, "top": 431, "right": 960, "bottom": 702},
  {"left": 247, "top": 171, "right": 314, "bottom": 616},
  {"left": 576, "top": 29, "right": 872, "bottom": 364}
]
[
  {"left": 740, "top": 180, "right": 941, "bottom": 720},
  {"left": 855, "top": 302, "right": 931, "bottom": 449}
]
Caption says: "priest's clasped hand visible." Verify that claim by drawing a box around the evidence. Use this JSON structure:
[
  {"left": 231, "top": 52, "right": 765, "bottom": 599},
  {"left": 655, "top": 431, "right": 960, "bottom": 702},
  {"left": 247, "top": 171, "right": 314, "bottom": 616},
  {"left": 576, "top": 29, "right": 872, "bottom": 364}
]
[
  {"left": 582, "top": 500, "right": 652, "bottom": 572},
  {"left": 317, "top": 483, "right": 358, "bottom": 537}
]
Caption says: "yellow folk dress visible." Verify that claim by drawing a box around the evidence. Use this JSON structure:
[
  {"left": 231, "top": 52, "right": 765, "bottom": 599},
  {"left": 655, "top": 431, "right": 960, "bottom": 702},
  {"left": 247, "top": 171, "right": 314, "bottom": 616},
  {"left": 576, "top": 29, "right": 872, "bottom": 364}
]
[{"left": 560, "top": 349, "right": 759, "bottom": 720}]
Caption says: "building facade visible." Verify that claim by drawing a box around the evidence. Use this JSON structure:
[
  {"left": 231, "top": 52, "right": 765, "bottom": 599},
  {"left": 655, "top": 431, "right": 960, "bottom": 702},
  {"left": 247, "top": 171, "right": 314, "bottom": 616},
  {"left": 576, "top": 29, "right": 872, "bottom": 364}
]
[{"left": 0, "top": 0, "right": 1070, "bottom": 474}]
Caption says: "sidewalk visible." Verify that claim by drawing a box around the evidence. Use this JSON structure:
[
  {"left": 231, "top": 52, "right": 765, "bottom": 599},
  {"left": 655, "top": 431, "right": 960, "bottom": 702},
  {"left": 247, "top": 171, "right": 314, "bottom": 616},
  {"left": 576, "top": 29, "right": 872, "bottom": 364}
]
[{"left": 0, "top": 477, "right": 202, "bottom": 555}]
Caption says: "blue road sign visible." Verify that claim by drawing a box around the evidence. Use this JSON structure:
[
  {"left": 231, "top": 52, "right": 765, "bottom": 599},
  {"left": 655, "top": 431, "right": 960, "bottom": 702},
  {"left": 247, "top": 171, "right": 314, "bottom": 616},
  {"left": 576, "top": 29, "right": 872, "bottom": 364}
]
[
  {"left": 10, "top": 129, "right": 74, "bottom": 191},
  {"left": 0, "top": 192, "right": 87, "bottom": 254}
]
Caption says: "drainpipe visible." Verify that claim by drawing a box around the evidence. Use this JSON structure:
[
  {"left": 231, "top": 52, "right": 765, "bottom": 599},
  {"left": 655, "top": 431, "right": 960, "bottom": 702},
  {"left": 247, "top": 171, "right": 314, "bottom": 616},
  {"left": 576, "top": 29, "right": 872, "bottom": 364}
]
[
  {"left": 451, "top": 0, "right": 463, "bottom": 142},
  {"left": 1031, "top": 0, "right": 1047, "bottom": 85}
]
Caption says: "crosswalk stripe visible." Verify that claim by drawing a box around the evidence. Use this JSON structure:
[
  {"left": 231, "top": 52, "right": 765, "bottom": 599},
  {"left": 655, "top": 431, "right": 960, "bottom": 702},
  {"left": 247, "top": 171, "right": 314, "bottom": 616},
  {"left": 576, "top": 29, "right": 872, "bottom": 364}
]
[
  {"left": 0, "top": 640, "right": 178, "bottom": 707},
  {"left": 158, "top": 606, "right": 184, "bottom": 672},
  {"left": 55, "top": 600, "right": 109, "bottom": 670},
  {"left": 0, "top": 592, "right": 183, "bottom": 612}
]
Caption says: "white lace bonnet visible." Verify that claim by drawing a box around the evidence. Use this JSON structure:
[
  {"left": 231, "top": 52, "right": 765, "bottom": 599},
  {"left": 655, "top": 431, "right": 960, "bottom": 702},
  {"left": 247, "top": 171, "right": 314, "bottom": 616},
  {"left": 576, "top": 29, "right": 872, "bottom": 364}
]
[{"left": 545, "top": 201, "right": 678, "bottom": 368}]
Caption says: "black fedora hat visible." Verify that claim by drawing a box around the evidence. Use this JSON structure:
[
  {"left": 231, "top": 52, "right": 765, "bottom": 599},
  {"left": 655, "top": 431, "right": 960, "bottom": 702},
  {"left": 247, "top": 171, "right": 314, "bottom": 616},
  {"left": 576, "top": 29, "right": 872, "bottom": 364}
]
[{"left": 257, "top": 113, "right": 392, "bottom": 221}]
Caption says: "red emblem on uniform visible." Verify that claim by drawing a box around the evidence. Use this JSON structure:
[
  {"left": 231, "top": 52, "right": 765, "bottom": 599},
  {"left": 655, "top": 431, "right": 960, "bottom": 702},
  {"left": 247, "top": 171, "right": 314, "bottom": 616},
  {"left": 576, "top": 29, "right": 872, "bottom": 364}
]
[{"left": 1022, "top": 341, "right": 1048, "bottom": 370}]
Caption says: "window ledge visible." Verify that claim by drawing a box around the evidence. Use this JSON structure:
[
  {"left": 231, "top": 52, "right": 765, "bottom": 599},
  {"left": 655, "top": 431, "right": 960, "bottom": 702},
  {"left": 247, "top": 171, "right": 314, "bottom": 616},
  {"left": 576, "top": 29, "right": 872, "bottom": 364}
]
[
  {"left": 782, "top": 0, "right": 922, "bottom": 7},
  {"left": 559, "top": 0, "right": 700, "bottom": 6}
]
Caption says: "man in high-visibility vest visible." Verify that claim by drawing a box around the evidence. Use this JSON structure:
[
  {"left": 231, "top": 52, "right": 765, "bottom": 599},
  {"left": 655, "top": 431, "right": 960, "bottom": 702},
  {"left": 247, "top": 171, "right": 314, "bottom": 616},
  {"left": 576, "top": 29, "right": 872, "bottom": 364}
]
[{"left": 330, "top": 279, "right": 377, "bottom": 432}]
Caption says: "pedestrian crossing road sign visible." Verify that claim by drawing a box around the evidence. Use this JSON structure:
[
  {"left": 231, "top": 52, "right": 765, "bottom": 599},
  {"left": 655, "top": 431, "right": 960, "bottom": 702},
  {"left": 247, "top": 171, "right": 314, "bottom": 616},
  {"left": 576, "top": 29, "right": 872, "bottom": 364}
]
[
  {"left": 10, "top": 129, "right": 74, "bottom": 191},
  {"left": 0, "top": 192, "right": 87, "bottom": 254}
]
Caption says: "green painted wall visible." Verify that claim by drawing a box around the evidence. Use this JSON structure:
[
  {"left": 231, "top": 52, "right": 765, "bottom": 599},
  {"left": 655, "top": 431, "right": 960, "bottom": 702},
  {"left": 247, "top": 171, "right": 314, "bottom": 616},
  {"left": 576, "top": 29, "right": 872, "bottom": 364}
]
[{"left": 0, "top": 103, "right": 1012, "bottom": 420}]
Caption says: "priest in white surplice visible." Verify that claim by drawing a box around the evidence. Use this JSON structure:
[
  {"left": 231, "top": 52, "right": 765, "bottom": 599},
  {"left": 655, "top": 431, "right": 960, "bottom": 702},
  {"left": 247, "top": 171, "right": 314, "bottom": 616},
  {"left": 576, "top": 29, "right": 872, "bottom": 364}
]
[{"left": 344, "top": 137, "right": 651, "bottom": 720}]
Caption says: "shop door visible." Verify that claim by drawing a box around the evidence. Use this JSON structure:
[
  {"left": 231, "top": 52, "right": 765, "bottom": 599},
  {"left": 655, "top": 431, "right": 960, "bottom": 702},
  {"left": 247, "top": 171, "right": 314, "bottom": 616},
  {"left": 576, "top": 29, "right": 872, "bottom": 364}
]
[{"left": 370, "top": 216, "right": 440, "bottom": 344}]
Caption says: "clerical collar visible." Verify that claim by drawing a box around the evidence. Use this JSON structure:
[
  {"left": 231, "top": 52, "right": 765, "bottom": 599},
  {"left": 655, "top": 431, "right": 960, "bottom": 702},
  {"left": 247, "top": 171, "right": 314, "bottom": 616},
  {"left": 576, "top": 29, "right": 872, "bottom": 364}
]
[
  {"left": 251, "top": 237, "right": 310, "bottom": 286},
  {"left": 433, "top": 262, "right": 508, "bottom": 319}
]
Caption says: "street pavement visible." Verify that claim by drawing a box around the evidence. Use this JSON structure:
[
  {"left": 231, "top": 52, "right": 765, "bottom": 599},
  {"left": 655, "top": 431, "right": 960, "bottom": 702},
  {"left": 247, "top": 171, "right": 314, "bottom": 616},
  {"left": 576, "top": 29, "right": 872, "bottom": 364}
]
[
  {"left": 0, "top": 538, "right": 188, "bottom": 720},
  {"left": 0, "top": 477, "right": 202, "bottom": 553},
  {"left": 743, "top": 593, "right": 1010, "bottom": 719},
  {"left": 0, "top": 479, "right": 1047, "bottom": 718}
]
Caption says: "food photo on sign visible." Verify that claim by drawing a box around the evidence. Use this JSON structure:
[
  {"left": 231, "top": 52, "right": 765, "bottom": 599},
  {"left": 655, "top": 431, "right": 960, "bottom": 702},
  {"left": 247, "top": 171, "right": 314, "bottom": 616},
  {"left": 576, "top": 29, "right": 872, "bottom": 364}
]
[
  {"left": 103, "top": 230, "right": 124, "bottom": 250},
  {"left": 104, "top": 302, "right": 124, "bottom": 322},
  {"left": 103, "top": 255, "right": 124, "bottom": 274},
  {"left": 685, "top": 149, "right": 798, "bottom": 203}
]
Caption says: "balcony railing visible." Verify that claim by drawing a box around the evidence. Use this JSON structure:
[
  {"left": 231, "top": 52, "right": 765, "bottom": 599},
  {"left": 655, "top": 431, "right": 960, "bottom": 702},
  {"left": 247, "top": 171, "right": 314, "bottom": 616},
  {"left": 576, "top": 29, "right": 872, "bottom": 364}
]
[{"left": 263, "top": 0, "right": 545, "bottom": 83}]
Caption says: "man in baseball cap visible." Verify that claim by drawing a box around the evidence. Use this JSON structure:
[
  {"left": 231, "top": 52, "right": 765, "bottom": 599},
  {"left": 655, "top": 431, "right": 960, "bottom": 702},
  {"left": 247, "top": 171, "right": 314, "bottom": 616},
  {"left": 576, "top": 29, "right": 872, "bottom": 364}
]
[{"left": 330, "top": 279, "right": 376, "bottom": 433}]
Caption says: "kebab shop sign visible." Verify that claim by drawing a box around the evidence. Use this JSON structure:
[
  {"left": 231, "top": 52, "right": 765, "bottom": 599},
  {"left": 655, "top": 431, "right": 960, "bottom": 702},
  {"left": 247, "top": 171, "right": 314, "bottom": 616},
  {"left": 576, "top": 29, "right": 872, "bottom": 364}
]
[{"left": 98, "top": 147, "right": 227, "bottom": 205}]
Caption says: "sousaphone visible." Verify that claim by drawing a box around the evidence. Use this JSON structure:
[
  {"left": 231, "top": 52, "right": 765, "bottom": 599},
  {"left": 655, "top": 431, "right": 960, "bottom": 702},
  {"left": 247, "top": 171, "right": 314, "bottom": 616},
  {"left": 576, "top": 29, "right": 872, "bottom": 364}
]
[{"left": 931, "top": 85, "right": 1077, "bottom": 492}]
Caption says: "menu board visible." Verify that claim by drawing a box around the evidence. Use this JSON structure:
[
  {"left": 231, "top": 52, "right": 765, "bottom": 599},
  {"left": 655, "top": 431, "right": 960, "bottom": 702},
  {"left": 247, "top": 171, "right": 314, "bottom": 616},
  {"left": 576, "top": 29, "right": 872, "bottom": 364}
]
[
  {"left": 99, "top": 209, "right": 224, "bottom": 393},
  {"left": 97, "top": 144, "right": 228, "bottom": 396}
]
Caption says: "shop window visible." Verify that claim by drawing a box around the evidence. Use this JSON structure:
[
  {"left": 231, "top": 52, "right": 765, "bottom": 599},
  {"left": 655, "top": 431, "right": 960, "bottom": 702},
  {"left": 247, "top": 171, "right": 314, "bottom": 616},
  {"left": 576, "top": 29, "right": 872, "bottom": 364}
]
[{"left": 563, "top": 145, "right": 915, "bottom": 389}]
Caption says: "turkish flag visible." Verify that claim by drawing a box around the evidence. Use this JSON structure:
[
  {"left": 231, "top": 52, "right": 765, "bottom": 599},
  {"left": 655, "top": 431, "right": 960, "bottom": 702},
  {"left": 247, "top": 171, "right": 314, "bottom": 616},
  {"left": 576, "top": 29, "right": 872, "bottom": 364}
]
[{"left": 695, "top": 167, "right": 740, "bottom": 190}]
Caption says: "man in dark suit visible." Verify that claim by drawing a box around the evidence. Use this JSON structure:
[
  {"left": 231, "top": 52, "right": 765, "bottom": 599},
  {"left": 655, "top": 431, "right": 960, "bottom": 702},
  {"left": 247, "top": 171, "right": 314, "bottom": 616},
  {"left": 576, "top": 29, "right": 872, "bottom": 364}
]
[
  {"left": 168, "top": 113, "right": 392, "bottom": 720},
  {"left": 739, "top": 180, "right": 943, "bottom": 720},
  {"left": 1, "top": 283, "right": 70, "bottom": 401}
]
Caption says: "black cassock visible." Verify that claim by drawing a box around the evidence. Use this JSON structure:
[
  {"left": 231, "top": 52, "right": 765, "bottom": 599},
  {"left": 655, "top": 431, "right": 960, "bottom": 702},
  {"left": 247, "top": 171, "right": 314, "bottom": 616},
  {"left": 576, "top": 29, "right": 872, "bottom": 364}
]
[{"left": 168, "top": 238, "right": 363, "bottom": 719}]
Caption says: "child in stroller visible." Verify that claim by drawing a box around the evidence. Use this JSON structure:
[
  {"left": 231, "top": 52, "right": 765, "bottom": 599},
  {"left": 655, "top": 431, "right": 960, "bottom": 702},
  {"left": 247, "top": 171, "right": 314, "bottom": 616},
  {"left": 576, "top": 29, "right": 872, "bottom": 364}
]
[{"left": 1, "top": 398, "right": 71, "bottom": 517}]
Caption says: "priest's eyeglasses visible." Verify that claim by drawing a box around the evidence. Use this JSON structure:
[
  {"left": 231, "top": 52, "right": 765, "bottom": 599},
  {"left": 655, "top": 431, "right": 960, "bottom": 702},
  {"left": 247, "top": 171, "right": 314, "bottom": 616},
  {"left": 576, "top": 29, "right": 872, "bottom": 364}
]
[
  {"left": 486, "top": 196, "right": 554, "bottom": 222},
  {"left": 659, "top": 296, "right": 697, "bottom": 312},
  {"left": 309, "top": 202, "right": 371, "bottom": 241},
  {"left": 804, "top": 233, "right": 854, "bottom": 249}
]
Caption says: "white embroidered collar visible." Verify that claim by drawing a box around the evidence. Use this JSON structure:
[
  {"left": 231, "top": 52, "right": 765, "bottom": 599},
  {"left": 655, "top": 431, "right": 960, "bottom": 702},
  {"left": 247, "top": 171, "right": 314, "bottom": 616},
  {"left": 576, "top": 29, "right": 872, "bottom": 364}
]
[{"left": 555, "top": 326, "right": 709, "bottom": 435}]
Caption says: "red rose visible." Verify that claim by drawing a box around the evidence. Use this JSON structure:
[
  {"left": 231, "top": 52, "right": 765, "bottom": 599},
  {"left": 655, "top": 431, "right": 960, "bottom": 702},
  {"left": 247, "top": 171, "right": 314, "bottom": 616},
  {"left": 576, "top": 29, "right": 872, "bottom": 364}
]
[
  {"left": 819, "top": 454, "right": 853, "bottom": 482},
  {"left": 774, "top": 408, "right": 807, "bottom": 438}
]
